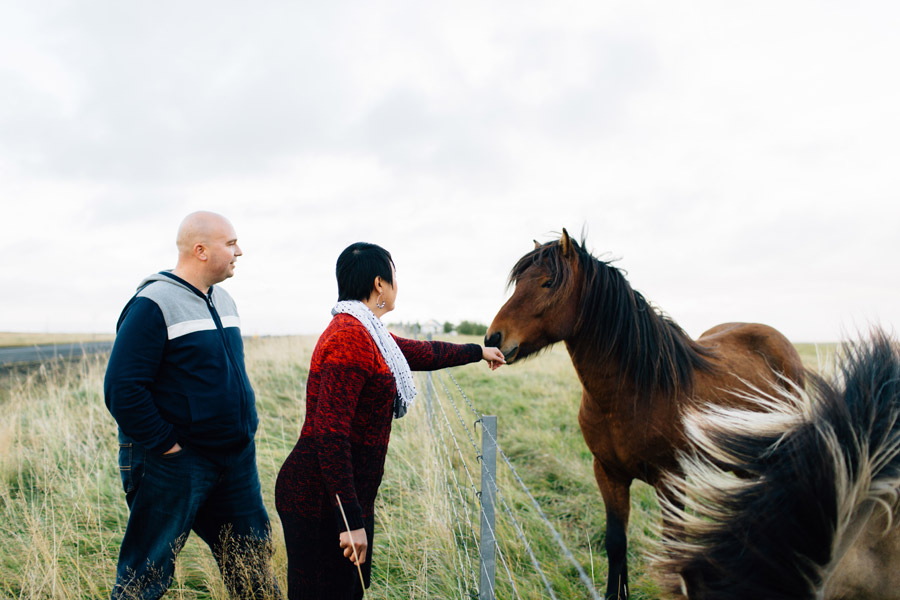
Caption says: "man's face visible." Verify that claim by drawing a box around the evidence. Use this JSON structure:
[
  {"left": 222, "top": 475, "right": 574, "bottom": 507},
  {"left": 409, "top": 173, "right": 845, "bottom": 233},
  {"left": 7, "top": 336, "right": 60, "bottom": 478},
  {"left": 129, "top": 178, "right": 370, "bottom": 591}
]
[{"left": 205, "top": 222, "right": 242, "bottom": 284}]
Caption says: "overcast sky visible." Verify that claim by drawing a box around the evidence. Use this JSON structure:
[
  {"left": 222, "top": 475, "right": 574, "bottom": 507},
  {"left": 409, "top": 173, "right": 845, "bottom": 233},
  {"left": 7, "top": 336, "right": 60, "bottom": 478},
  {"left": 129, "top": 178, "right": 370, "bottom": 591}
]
[{"left": 2, "top": 1, "right": 898, "bottom": 342}]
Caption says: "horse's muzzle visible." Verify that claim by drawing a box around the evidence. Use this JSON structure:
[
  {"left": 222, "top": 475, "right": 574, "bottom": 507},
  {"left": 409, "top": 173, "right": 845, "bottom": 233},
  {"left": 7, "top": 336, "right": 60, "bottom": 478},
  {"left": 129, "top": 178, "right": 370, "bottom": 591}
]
[{"left": 484, "top": 331, "right": 502, "bottom": 348}]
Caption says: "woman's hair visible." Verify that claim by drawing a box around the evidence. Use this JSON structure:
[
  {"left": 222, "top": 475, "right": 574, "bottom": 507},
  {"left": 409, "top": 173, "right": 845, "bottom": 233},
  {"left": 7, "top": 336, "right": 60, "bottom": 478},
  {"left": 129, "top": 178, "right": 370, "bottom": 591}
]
[{"left": 336, "top": 242, "right": 395, "bottom": 301}]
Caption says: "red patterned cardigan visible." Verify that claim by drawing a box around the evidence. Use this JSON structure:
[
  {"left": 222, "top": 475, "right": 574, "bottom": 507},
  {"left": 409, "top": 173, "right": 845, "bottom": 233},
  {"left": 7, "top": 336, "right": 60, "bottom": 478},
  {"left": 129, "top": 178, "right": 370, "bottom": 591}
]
[{"left": 275, "top": 313, "right": 482, "bottom": 533}]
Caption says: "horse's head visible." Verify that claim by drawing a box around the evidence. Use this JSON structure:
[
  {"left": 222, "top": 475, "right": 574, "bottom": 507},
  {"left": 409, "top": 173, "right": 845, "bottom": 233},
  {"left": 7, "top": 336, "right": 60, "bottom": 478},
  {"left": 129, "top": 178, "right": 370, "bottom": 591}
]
[{"left": 485, "top": 228, "right": 584, "bottom": 363}]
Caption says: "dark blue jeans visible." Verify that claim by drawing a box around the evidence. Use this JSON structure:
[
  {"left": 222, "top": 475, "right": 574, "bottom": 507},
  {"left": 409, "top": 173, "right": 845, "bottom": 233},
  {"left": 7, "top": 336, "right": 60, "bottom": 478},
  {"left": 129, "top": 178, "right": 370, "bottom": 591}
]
[{"left": 113, "top": 434, "right": 280, "bottom": 599}]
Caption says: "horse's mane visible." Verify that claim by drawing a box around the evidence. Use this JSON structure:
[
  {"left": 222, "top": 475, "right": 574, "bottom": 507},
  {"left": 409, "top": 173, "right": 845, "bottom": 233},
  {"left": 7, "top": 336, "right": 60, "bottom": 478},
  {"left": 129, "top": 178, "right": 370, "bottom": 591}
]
[
  {"left": 509, "top": 234, "right": 716, "bottom": 400},
  {"left": 651, "top": 330, "right": 900, "bottom": 599}
]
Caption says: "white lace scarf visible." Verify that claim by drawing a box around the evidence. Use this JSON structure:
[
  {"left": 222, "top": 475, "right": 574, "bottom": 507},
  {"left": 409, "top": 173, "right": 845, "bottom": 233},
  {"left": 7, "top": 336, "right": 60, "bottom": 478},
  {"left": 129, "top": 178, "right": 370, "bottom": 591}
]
[{"left": 331, "top": 300, "right": 417, "bottom": 418}]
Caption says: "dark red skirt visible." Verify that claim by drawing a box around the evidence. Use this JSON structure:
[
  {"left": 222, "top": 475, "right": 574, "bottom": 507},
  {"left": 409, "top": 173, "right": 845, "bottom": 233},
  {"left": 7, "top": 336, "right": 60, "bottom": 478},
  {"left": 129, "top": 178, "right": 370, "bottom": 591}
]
[{"left": 277, "top": 510, "right": 374, "bottom": 600}]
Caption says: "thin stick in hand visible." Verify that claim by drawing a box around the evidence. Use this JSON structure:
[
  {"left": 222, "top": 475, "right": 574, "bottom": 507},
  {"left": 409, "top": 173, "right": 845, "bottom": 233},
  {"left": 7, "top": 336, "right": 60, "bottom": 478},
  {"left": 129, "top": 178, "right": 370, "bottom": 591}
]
[{"left": 336, "top": 494, "right": 367, "bottom": 598}]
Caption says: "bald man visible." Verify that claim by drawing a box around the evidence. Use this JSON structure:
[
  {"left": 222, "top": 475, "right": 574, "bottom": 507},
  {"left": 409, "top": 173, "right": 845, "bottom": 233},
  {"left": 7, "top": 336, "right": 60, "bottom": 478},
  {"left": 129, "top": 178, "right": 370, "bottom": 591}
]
[{"left": 104, "top": 212, "right": 280, "bottom": 599}]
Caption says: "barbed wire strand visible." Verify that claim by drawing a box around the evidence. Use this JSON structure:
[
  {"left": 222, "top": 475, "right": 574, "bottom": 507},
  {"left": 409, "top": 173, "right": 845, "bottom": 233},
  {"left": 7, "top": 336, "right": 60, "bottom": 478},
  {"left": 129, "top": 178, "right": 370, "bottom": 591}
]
[
  {"left": 438, "top": 370, "right": 601, "bottom": 599},
  {"left": 433, "top": 373, "right": 520, "bottom": 599},
  {"left": 446, "top": 371, "right": 483, "bottom": 419},
  {"left": 479, "top": 452, "right": 558, "bottom": 600},
  {"left": 480, "top": 424, "right": 604, "bottom": 600},
  {"left": 423, "top": 376, "right": 472, "bottom": 589},
  {"left": 440, "top": 371, "right": 587, "bottom": 597},
  {"left": 472, "top": 469, "right": 522, "bottom": 600},
  {"left": 433, "top": 419, "right": 478, "bottom": 593},
  {"left": 432, "top": 376, "right": 481, "bottom": 497},
  {"left": 435, "top": 374, "right": 480, "bottom": 454},
  {"left": 426, "top": 378, "right": 480, "bottom": 593},
  {"left": 424, "top": 403, "right": 469, "bottom": 599},
  {"left": 440, "top": 372, "right": 556, "bottom": 600},
  {"left": 431, "top": 445, "right": 469, "bottom": 599},
  {"left": 431, "top": 374, "right": 501, "bottom": 599},
  {"left": 426, "top": 366, "right": 602, "bottom": 600}
]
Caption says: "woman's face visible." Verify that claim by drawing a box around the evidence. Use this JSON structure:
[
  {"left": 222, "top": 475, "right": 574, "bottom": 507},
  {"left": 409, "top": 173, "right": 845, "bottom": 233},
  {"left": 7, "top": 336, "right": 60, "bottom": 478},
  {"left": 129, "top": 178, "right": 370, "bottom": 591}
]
[{"left": 380, "top": 265, "right": 398, "bottom": 312}]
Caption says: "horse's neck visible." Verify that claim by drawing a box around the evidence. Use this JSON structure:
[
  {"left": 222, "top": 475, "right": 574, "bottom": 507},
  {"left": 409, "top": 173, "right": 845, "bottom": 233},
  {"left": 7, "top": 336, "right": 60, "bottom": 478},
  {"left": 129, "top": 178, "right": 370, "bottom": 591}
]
[{"left": 564, "top": 338, "right": 633, "bottom": 405}]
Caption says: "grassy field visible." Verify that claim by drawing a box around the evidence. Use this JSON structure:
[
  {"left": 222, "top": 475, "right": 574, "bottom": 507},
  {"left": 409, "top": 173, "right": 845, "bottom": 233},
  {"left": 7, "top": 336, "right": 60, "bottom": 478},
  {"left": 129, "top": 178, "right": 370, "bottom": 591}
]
[
  {"left": 0, "top": 333, "right": 115, "bottom": 348},
  {"left": 794, "top": 342, "right": 839, "bottom": 372},
  {"left": 0, "top": 335, "right": 836, "bottom": 599}
]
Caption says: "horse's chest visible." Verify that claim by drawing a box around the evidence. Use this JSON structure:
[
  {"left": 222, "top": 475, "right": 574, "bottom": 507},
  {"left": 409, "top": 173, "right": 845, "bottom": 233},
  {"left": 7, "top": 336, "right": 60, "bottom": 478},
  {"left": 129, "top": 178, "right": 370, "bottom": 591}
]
[{"left": 577, "top": 397, "right": 676, "bottom": 470}]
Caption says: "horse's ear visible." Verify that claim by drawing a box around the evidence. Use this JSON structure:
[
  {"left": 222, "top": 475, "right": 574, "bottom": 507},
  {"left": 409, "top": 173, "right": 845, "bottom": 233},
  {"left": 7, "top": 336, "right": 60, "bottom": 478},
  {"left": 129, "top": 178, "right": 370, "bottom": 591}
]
[
  {"left": 560, "top": 228, "right": 574, "bottom": 258},
  {"left": 533, "top": 239, "right": 541, "bottom": 250}
]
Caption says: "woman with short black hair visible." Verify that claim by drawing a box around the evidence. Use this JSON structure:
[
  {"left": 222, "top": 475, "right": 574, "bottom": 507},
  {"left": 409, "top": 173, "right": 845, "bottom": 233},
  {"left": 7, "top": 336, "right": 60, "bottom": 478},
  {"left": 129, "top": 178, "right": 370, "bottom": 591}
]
[
  {"left": 335, "top": 242, "right": 395, "bottom": 302},
  {"left": 275, "top": 242, "right": 505, "bottom": 599}
]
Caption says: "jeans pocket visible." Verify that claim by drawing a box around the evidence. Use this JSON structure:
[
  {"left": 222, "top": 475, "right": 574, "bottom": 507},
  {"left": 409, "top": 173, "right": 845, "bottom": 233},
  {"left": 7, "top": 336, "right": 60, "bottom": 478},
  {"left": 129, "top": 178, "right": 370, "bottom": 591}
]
[{"left": 118, "top": 442, "right": 145, "bottom": 493}]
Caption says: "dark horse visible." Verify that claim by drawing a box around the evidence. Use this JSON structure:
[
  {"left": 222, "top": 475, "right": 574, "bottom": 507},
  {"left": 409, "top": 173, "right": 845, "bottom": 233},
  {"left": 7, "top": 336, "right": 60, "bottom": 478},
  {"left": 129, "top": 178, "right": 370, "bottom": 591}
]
[
  {"left": 652, "top": 330, "right": 900, "bottom": 599},
  {"left": 485, "top": 229, "right": 806, "bottom": 599}
]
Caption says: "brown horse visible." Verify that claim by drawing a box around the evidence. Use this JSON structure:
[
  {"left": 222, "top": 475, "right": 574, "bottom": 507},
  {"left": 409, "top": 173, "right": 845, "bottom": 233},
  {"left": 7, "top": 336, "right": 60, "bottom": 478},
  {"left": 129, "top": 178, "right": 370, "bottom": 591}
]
[{"left": 484, "top": 229, "right": 806, "bottom": 600}]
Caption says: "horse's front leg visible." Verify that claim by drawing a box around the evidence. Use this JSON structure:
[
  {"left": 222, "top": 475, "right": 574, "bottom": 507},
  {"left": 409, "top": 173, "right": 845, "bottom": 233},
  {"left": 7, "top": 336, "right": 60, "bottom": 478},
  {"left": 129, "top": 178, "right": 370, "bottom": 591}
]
[{"left": 594, "top": 457, "right": 632, "bottom": 600}]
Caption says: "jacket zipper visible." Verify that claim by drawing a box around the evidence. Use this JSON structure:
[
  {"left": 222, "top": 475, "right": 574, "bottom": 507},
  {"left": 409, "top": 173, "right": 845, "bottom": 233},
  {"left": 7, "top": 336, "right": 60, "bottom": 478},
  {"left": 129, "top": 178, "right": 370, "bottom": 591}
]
[{"left": 206, "top": 291, "right": 247, "bottom": 434}]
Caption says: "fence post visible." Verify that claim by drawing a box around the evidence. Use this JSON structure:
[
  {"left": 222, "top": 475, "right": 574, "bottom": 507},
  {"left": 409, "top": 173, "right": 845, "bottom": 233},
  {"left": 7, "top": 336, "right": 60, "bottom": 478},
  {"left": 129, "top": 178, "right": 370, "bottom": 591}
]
[{"left": 479, "top": 415, "right": 498, "bottom": 600}]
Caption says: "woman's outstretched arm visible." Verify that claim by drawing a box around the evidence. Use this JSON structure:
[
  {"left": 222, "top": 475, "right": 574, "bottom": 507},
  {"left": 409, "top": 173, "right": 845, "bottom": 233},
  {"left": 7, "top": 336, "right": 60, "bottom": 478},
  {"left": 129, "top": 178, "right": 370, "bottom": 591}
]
[{"left": 393, "top": 335, "right": 505, "bottom": 371}]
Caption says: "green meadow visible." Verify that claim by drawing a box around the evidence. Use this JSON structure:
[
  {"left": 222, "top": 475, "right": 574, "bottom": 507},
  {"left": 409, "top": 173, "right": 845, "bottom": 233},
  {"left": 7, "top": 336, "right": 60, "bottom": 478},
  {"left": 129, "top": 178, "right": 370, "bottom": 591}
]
[{"left": 0, "top": 335, "right": 834, "bottom": 599}]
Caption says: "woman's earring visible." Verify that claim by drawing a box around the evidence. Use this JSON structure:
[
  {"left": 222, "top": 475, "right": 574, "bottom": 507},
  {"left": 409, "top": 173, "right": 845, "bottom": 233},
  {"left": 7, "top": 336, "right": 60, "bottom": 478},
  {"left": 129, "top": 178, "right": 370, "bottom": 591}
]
[{"left": 376, "top": 293, "right": 386, "bottom": 309}]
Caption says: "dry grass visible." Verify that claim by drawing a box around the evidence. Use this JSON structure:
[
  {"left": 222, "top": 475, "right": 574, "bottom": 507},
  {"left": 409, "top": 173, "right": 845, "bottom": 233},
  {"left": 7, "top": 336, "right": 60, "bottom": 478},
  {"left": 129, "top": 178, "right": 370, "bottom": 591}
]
[
  {"left": 794, "top": 342, "right": 839, "bottom": 372},
  {"left": 0, "top": 335, "right": 836, "bottom": 599},
  {"left": 0, "top": 333, "right": 115, "bottom": 348}
]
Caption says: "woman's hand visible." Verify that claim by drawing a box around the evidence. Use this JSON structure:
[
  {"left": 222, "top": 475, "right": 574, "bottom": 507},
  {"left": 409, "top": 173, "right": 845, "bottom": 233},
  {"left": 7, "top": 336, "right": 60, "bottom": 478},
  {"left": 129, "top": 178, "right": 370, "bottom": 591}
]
[
  {"left": 339, "top": 528, "right": 368, "bottom": 566},
  {"left": 482, "top": 346, "right": 506, "bottom": 371}
]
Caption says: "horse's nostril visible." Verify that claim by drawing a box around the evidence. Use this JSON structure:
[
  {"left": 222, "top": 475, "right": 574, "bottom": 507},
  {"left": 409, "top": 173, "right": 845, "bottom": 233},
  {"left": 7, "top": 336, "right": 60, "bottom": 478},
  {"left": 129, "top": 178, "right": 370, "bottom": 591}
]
[{"left": 484, "top": 331, "right": 502, "bottom": 348}]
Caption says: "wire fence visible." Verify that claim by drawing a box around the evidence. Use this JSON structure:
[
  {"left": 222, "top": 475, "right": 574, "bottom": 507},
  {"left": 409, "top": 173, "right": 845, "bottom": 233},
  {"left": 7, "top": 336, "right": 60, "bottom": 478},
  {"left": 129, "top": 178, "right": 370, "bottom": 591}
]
[{"left": 418, "top": 343, "right": 603, "bottom": 600}]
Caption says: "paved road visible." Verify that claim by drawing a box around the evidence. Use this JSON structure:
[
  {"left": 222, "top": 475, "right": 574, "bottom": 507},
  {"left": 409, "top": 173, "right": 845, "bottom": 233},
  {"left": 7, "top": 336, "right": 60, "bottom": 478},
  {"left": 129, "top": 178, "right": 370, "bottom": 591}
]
[{"left": 0, "top": 341, "right": 114, "bottom": 366}]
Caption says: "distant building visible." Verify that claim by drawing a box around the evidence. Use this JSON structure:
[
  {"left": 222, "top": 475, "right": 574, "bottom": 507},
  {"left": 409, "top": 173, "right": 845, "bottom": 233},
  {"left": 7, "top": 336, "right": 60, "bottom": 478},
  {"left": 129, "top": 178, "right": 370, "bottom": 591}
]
[{"left": 420, "top": 319, "right": 443, "bottom": 336}]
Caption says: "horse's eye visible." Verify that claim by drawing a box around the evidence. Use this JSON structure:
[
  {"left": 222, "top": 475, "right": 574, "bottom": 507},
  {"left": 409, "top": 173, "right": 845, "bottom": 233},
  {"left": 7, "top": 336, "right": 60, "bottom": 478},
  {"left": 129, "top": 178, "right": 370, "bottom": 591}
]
[{"left": 541, "top": 280, "right": 554, "bottom": 288}]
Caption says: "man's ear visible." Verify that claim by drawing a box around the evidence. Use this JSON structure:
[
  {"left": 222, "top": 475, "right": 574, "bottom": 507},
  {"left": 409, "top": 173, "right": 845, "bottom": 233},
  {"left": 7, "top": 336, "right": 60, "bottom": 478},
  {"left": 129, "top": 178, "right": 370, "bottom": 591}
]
[{"left": 195, "top": 243, "right": 208, "bottom": 261}]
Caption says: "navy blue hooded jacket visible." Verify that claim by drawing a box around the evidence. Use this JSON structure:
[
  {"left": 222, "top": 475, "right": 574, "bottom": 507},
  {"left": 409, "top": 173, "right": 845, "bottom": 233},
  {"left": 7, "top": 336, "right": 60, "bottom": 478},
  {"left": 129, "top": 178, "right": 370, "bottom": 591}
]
[{"left": 104, "top": 272, "right": 258, "bottom": 455}]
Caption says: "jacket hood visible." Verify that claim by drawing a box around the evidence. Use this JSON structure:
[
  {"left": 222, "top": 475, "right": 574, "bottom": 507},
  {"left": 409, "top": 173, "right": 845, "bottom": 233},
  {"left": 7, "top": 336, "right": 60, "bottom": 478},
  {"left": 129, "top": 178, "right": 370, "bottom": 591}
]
[{"left": 138, "top": 271, "right": 203, "bottom": 296}]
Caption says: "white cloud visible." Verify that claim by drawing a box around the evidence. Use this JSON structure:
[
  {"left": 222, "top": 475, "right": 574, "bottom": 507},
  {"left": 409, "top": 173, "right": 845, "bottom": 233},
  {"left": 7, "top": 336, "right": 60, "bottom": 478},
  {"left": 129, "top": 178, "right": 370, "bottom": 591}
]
[{"left": 1, "top": 0, "right": 898, "bottom": 342}]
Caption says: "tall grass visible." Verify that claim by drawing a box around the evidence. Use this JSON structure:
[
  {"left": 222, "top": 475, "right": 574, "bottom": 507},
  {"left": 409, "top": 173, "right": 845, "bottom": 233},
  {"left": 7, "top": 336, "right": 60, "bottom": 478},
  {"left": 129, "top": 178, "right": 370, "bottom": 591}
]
[
  {"left": 1, "top": 357, "right": 126, "bottom": 598},
  {"left": 0, "top": 336, "right": 833, "bottom": 599},
  {"left": 0, "top": 333, "right": 114, "bottom": 347}
]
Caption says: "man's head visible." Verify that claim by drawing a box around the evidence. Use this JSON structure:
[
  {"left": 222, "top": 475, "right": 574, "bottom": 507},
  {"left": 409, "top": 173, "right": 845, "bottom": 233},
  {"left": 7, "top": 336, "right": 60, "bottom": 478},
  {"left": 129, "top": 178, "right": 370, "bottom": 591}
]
[{"left": 174, "top": 211, "right": 242, "bottom": 291}]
